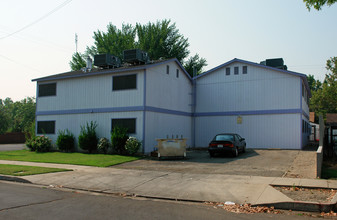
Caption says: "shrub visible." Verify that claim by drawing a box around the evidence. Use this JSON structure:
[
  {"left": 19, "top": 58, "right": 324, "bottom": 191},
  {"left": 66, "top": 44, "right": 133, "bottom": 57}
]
[
  {"left": 97, "top": 137, "right": 110, "bottom": 154},
  {"left": 26, "top": 136, "right": 36, "bottom": 151},
  {"left": 56, "top": 129, "right": 75, "bottom": 152},
  {"left": 78, "top": 121, "right": 98, "bottom": 153},
  {"left": 31, "top": 135, "right": 52, "bottom": 152},
  {"left": 125, "top": 137, "right": 141, "bottom": 155},
  {"left": 111, "top": 126, "right": 129, "bottom": 155}
]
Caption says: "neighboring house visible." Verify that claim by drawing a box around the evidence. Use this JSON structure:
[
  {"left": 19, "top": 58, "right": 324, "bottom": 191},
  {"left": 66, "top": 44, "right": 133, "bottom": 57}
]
[
  {"left": 32, "top": 57, "right": 311, "bottom": 153},
  {"left": 32, "top": 59, "right": 193, "bottom": 153}
]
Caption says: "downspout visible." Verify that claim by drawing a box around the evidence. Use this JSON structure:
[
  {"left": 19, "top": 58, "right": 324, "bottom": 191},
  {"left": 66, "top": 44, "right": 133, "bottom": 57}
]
[
  {"left": 192, "top": 67, "right": 197, "bottom": 148},
  {"left": 142, "top": 69, "right": 146, "bottom": 154},
  {"left": 300, "top": 79, "right": 303, "bottom": 149}
]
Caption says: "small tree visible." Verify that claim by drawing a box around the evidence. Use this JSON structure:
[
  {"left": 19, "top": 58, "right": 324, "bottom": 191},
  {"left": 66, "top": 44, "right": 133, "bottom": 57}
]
[
  {"left": 78, "top": 121, "right": 98, "bottom": 153},
  {"left": 56, "top": 129, "right": 75, "bottom": 152},
  {"left": 111, "top": 126, "right": 129, "bottom": 155}
]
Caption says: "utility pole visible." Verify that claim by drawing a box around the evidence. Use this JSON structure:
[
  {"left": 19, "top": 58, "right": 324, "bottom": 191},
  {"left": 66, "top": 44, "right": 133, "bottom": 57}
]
[{"left": 75, "top": 33, "right": 78, "bottom": 53}]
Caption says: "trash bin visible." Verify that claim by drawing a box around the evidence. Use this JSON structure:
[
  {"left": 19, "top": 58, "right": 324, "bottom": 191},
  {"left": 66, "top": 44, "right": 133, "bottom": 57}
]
[{"left": 155, "top": 138, "right": 187, "bottom": 158}]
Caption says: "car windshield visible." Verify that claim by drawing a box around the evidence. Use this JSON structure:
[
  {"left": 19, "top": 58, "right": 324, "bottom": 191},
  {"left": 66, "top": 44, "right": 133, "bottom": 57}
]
[{"left": 214, "top": 134, "right": 234, "bottom": 141}]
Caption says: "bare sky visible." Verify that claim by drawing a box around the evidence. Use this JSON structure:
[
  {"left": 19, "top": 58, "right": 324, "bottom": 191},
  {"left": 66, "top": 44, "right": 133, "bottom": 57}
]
[{"left": 1, "top": 0, "right": 336, "bottom": 101}]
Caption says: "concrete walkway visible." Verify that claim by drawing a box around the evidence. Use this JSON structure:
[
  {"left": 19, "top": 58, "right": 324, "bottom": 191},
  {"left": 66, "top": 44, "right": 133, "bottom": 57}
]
[{"left": 1, "top": 160, "right": 337, "bottom": 208}]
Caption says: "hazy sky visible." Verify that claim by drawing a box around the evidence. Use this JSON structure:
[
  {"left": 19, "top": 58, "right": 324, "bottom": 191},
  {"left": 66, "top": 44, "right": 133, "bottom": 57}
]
[{"left": 1, "top": 0, "right": 336, "bottom": 101}]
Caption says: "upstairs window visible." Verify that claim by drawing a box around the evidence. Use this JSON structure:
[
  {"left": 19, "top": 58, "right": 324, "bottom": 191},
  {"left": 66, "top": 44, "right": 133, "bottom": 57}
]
[
  {"left": 226, "top": 67, "right": 230, "bottom": 75},
  {"left": 37, "top": 121, "right": 55, "bottom": 134},
  {"left": 111, "top": 118, "right": 136, "bottom": 134},
  {"left": 234, "top": 67, "right": 239, "bottom": 75},
  {"left": 243, "top": 66, "right": 247, "bottom": 74},
  {"left": 176, "top": 69, "right": 179, "bottom": 78},
  {"left": 38, "top": 83, "right": 56, "bottom": 97},
  {"left": 113, "top": 74, "right": 137, "bottom": 91},
  {"left": 166, "top": 65, "right": 170, "bottom": 74}
]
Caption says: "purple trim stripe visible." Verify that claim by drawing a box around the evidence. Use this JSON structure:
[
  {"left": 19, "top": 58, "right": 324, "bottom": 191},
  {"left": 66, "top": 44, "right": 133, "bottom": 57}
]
[
  {"left": 36, "top": 106, "right": 303, "bottom": 117},
  {"left": 145, "top": 106, "right": 192, "bottom": 117},
  {"left": 36, "top": 106, "right": 145, "bottom": 116},
  {"left": 195, "top": 108, "right": 302, "bottom": 117}
]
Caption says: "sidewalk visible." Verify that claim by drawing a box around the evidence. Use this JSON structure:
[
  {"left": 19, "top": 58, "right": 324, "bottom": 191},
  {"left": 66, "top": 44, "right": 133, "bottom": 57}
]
[{"left": 1, "top": 159, "right": 337, "bottom": 212}]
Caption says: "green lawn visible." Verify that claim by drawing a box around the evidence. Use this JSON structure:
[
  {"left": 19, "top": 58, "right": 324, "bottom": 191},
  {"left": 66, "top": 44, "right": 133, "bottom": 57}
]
[
  {"left": 0, "top": 164, "right": 70, "bottom": 176},
  {"left": 0, "top": 150, "right": 141, "bottom": 167}
]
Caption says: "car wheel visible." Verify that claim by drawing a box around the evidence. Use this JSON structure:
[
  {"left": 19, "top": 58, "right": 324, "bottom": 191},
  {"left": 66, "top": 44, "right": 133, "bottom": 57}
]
[
  {"left": 232, "top": 147, "right": 239, "bottom": 157},
  {"left": 209, "top": 152, "right": 215, "bottom": 157},
  {"left": 242, "top": 145, "right": 246, "bottom": 153}
]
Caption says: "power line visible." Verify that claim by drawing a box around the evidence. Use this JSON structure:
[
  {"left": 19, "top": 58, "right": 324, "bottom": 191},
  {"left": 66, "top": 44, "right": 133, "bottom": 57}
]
[
  {"left": 0, "top": 0, "right": 73, "bottom": 40},
  {"left": 0, "top": 54, "right": 43, "bottom": 74}
]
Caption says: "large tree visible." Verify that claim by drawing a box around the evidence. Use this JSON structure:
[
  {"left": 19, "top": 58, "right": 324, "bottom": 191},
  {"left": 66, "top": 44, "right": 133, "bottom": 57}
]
[
  {"left": 307, "top": 74, "right": 322, "bottom": 92},
  {"left": 70, "top": 20, "right": 207, "bottom": 76},
  {"left": 310, "top": 57, "right": 337, "bottom": 115},
  {"left": 304, "top": 0, "right": 337, "bottom": 10},
  {"left": 0, "top": 97, "right": 36, "bottom": 134}
]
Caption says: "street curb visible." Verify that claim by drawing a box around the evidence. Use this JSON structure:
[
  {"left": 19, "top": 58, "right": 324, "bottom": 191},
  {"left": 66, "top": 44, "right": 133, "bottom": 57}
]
[
  {"left": 0, "top": 175, "right": 32, "bottom": 184},
  {"left": 254, "top": 201, "right": 336, "bottom": 213}
]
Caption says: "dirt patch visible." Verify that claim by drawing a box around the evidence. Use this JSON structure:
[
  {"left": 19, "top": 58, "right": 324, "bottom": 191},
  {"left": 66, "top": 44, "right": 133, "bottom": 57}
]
[
  {"left": 283, "top": 150, "right": 317, "bottom": 179},
  {"left": 273, "top": 186, "right": 336, "bottom": 203}
]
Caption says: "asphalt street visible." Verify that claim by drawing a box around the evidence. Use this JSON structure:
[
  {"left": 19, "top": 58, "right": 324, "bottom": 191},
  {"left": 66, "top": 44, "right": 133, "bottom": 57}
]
[{"left": 0, "top": 181, "right": 318, "bottom": 220}]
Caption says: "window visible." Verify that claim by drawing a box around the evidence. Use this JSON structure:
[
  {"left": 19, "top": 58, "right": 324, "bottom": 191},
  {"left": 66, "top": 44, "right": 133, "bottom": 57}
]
[
  {"left": 38, "top": 83, "right": 56, "bottom": 97},
  {"left": 226, "top": 67, "right": 230, "bottom": 75},
  {"left": 243, "top": 66, "right": 247, "bottom": 74},
  {"left": 113, "top": 74, "right": 136, "bottom": 91},
  {"left": 166, "top": 65, "right": 170, "bottom": 74},
  {"left": 37, "top": 121, "right": 55, "bottom": 134},
  {"left": 176, "top": 69, "right": 179, "bottom": 78},
  {"left": 214, "top": 134, "right": 234, "bottom": 141},
  {"left": 234, "top": 67, "right": 239, "bottom": 75},
  {"left": 111, "top": 118, "right": 136, "bottom": 134}
]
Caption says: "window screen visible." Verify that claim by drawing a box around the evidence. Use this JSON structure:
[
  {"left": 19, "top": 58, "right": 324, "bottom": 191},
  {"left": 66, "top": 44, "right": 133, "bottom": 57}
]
[
  {"left": 38, "top": 83, "right": 56, "bottom": 97},
  {"left": 226, "top": 67, "right": 230, "bottom": 75},
  {"left": 243, "top": 66, "right": 247, "bottom": 74},
  {"left": 234, "top": 67, "right": 239, "bottom": 75},
  {"left": 113, "top": 74, "right": 137, "bottom": 91},
  {"left": 111, "top": 118, "right": 136, "bottom": 134},
  {"left": 37, "top": 121, "right": 55, "bottom": 134}
]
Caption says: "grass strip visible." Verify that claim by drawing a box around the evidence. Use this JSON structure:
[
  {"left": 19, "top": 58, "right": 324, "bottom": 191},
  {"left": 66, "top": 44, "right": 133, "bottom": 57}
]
[
  {"left": 0, "top": 150, "right": 141, "bottom": 167},
  {"left": 0, "top": 164, "right": 71, "bottom": 176}
]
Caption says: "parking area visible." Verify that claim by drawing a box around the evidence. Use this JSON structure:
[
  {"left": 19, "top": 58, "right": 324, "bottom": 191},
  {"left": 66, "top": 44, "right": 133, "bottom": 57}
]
[{"left": 115, "top": 149, "right": 317, "bottom": 178}]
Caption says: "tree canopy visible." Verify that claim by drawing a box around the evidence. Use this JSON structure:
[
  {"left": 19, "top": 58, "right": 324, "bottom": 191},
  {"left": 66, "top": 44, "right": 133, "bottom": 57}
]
[
  {"left": 303, "top": 0, "right": 337, "bottom": 10},
  {"left": 0, "top": 97, "right": 36, "bottom": 135},
  {"left": 70, "top": 19, "right": 207, "bottom": 77},
  {"left": 309, "top": 57, "right": 337, "bottom": 115}
]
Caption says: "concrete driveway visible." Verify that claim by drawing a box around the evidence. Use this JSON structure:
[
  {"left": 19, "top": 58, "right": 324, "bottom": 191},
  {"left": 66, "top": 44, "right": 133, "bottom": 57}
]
[
  {"left": 0, "top": 144, "right": 26, "bottom": 151},
  {"left": 115, "top": 149, "right": 317, "bottom": 178}
]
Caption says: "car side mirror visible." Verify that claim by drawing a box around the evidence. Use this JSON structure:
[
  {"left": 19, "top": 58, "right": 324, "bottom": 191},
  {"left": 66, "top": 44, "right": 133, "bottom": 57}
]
[{"left": 241, "top": 138, "right": 245, "bottom": 141}]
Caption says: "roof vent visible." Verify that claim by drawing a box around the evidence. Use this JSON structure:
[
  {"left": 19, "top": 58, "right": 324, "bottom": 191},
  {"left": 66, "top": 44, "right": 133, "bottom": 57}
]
[
  {"left": 123, "top": 49, "right": 149, "bottom": 64},
  {"left": 260, "top": 58, "right": 287, "bottom": 70},
  {"left": 94, "top": 54, "right": 121, "bottom": 69}
]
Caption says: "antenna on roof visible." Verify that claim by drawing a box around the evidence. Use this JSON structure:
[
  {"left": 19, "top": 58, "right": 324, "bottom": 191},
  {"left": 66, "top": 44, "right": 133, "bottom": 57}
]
[{"left": 75, "top": 33, "right": 78, "bottom": 53}]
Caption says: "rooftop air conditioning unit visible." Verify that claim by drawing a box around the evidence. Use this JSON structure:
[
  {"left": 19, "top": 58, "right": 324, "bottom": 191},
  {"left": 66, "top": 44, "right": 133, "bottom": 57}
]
[
  {"left": 123, "top": 49, "right": 149, "bottom": 64},
  {"left": 260, "top": 58, "right": 287, "bottom": 70},
  {"left": 94, "top": 54, "right": 121, "bottom": 69}
]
